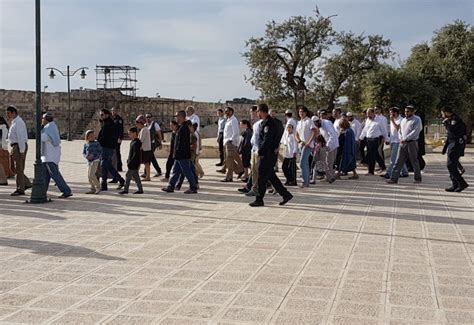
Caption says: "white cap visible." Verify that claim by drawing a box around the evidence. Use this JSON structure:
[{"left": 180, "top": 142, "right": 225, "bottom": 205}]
[
  {"left": 285, "top": 109, "right": 292, "bottom": 114},
  {"left": 346, "top": 112, "right": 353, "bottom": 117},
  {"left": 311, "top": 115, "right": 319, "bottom": 122}
]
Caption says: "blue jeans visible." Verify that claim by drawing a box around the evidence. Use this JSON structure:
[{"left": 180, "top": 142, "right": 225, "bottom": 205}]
[
  {"left": 300, "top": 146, "right": 312, "bottom": 186},
  {"left": 101, "top": 147, "right": 124, "bottom": 187},
  {"left": 168, "top": 159, "right": 197, "bottom": 191},
  {"left": 387, "top": 143, "right": 407, "bottom": 177},
  {"left": 44, "top": 162, "right": 71, "bottom": 195}
]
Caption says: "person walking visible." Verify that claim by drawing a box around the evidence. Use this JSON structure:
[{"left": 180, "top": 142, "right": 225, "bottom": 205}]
[
  {"left": 296, "top": 106, "right": 317, "bottom": 187},
  {"left": 241, "top": 105, "right": 263, "bottom": 196},
  {"left": 239, "top": 120, "right": 252, "bottom": 182},
  {"left": 386, "top": 105, "right": 422, "bottom": 184},
  {"left": 315, "top": 114, "right": 339, "bottom": 183},
  {"left": 6, "top": 105, "right": 32, "bottom": 196},
  {"left": 216, "top": 108, "right": 226, "bottom": 166},
  {"left": 383, "top": 107, "right": 408, "bottom": 179},
  {"left": 145, "top": 114, "right": 163, "bottom": 177},
  {"left": 97, "top": 108, "right": 124, "bottom": 191},
  {"left": 186, "top": 106, "right": 200, "bottom": 132},
  {"left": 221, "top": 106, "right": 244, "bottom": 182},
  {"left": 282, "top": 123, "right": 298, "bottom": 186},
  {"left": 162, "top": 110, "right": 198, "bottom": 194},
  {"left": 111, "top": 107, "right": 124, "bottom": 172},
  {"left": 119, "top": 127, "right": 144, "bottom": 195},
  {"left": 135, "top": 115, "right": 153, "bottom": 182},
  {"left": 0, "top": 117, "right": 11, "bottom": 186},
  {"left": 249, "top": 103, "right": 293, "bottom": 207},
  {"left": 40, "top": 113, "right": 72, "bottom": 198},
  {"left": 335, "top": 118, "right": 358, "bottom": 180},
  {"left": 441, "top": 107, "right": 469, "bottom": 192},
  {"left": 163, "top": 120, "right": 178, "bottom": 181},
  {"left": 83, "top": 130, "right": 102, "bottom": 194},
  {"left": 359, "top": 108, "right": 388, "bottom": 176},
  {"left": 374, "top": 106, "right": 389, "bottom": 172}
]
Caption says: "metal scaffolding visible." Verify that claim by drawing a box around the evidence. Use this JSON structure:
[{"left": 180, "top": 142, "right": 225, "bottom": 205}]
[{"left": 95, "top": 65, "right": 138, "bottom": 97}]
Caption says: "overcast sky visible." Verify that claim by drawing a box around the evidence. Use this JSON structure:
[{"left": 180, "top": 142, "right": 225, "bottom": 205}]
[{"left": 0, "top": 0, "right": 472, "bottom": 102}]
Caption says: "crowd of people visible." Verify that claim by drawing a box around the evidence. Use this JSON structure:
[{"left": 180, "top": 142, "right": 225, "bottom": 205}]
[{"left": 0, "top": 102, "right": 469, "bottom": 203}]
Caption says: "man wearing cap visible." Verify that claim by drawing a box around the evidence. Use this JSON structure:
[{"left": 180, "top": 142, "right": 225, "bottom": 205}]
[
  {"left": 111, "top": 107, "right": 124, "bottom": 172},
  {"left": 347, "top": 112, "right": 362, "bottom": 142},
  {"left": 186, "top": 106, "right": 200, "bottom": 132},
  {"left": 386, "top": 105, "right": 422, "bottom": 184},
  {"left": 98, "top": 108, "right": 125, "bottom": 191},
  {"left": 41, "top": 113, "right": 72, "bottom": 198},
  {"left": 6, "top": 105, "right": 32, "bottom": 196}
]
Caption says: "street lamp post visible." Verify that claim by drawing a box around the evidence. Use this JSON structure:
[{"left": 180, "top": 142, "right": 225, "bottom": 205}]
[{"left": 47, "top": 66, "right": 88, "bottom": 141}]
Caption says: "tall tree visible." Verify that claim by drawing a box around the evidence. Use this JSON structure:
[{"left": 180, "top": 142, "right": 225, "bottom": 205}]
[
  {"left": 315, "top": 32, "right": 392, "bottom": 111},
  {"left": 243, "top": 8, "right": 335, "bottom": 109}
]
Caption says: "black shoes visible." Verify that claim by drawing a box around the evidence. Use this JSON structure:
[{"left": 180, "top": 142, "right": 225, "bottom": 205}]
[
  {"left": 10, "top": 190, "right": 25, "bottom": 196},
  {"left": 445, "top": 186, "right": 456, "bottom": 192},
  {"left": 58, "top": 193, "right": 73, "bottom": 199},
  {"left": 134, "top": 190, "right": 144, "bottom": 194},
  {"left": 279, "top": 194, "right": 293, "bottom": 206},
  {"left": 221, "top": 178, "right": 233, "bottom": 182},
  {"left": 215, "top": 162, "right": 224, "bottom": 167},
  {"left": 238, "top": 187, "right": 250, "bottom": 193},
  {"left": 249, "top": 201, "right": 264, "bottom": 207},
  {"left": 161, "top": 187, "right": 174, "bottom": 193},
  {"left": 118, "top": 190, "right": 128, "bottom": 195},
  {"left": 455, "top": 183, "right": 469, "bottom": 192},
  {"left": 184, "top": 189, "right": 197, "bottom": 194}
]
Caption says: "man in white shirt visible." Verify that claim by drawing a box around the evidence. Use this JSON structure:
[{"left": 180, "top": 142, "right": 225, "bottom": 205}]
[
  {"left": 222, "top": 106, "right": 243, "bottom": 182},
  {"left": 186, "top": 106, "right": 200, "bottom": 132},
  {"left": 41, "top": 113, "right": 72, "bottom": 198},
  {"left": 384, "top": 107, "right": 408, "bottom": 179},
  {"left": 333, "top": 108, "right": 343, "bottom": 135},
  {"left": 241, "top": 106, "right": 263, "bottom": 196},
  {"left": 296, "top": 106, "right": 317, "bottom": 187},
  {"left": 374, "top": 106, "right": 389, "bottom": 170},
  {"left": 318, "top": 113, "right": 339, "bottom": 183},
  {"left": 387, "top": 105, "right": 422, "bottom": 184},
  {"left": 6, "top": 105, "right": 32, "bottom": 196},
  {"left": 216, "top": 109, "right": 226, "bottom": 166},
  {"left": 359, "top": 108, "right": 388, "bottom": 175},
  {"left": 145, "top": 114, "right": 163, "bottom": 177}
]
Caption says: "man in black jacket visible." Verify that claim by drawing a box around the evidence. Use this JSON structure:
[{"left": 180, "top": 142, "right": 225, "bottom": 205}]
[
  {"left": 98, "top": 108, "right": 124, "bottom": 191},
  {"left": 119, "top": 127, "right": 143, "bottom": 194},
  {"left": 162, "top": 110, "right": 198, "bottom": 194},
  {"left": 442, "top": 107, "right": 469, "bottom": 192},
  {"left": 249, "top": 103, "right": 293, "bottom": 207},
  {"left": 111, "top": 107, "right": 124, "bottom": 171}
]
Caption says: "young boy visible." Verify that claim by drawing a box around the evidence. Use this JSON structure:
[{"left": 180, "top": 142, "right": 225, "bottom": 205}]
[
  {"left": 83, "top": 130, "right": 102, "bottom": 194},
  {"left": 282, "top": 124, "right": 298, "bottom": 186},
  {"left": 119, "top": 127, "right": 144, "bottom": 194}
]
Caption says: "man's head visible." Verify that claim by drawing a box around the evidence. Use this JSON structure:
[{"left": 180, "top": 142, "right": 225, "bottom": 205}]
[
  {"left": 374, "top": 106, "right": 383, "bottom": 115},
  {"left": 170, "top": 120, "right": 178, "bottom": 131},
  {"left": 285, "top": 109, "right": 293, "bottom": 119},
  {"left": 389, "top": 107, "right": 400, "bottom": 118},
  {"left": 346, "top": 112, "right": 354, "bottom": 122},
  {"left": 269, "top": 109, "right": 278, "bottom": 118},
  {"left": 225, "top": 106, "right": 234, "bottom": 118},
  {"left": 128, "top": 127, "right": 139, "bottom": 140},
  {"left": 405, "top": 105, "right": 415, "bottom": 118},
  {"left": 175, "top": 110, "right": 187, "bottom": 124},
  {"left": 185, "top": 106, "right": 195, "bottom": 117},
  {"left": 145, "top": 113, "right": 153, "bottom": 124},
  {"left": 99, "top": 108, "right": 111, "bottom": 121},
  {"left": 41, "top": 112, "right": 53, "bottom": 125},
  {"left": 319, "top": 109, "right": 327, "bottom": 119},
  {"left": 217, "top": 108, "right": 224, "bottom": 117},
  {"left": 250, "top": 105, "right": 258, "bottom": 120},
  {"left": 111, "top": 107, "right": 118, "bottom": 117},
  {"left": 6, "top": 105, "right": 18, "bottom": 120},
  {"left": 257, "top": 103, "right": 269, "bottom": 119},
  {"left": 366, "top": 108, "right": 375, "bottom": 119},
  {"left": 298, "top": 105, "right": 309, "bottom": 119},
  {"left": 333, "top": 108, "right": 342, "bottom": 119},
  {"left": 441, "top": 106, "right": 453, "bottom": 119}
]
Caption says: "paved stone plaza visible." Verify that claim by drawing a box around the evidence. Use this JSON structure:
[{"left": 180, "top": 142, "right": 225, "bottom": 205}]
[{"left": 0, "top": 141, "right": 472, "bottom": 324}]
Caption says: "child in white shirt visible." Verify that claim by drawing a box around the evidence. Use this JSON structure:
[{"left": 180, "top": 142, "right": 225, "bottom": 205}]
[{"left": 282, "top": 124, "right": 298, "bottom": 186}]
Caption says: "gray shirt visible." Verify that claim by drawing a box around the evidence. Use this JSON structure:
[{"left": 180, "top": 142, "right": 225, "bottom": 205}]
[{"left": 400, "top": 115, "right": 422, "bottom": 142}]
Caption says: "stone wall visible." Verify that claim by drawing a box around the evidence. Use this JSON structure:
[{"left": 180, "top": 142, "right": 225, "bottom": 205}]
[{"left": 0, "top": 89, "right": 254, "bottom": 139}]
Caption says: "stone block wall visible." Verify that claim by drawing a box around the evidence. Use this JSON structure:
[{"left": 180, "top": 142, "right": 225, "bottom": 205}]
[{"left": 0, "top": 89, "right": 254, "bottom": 139}]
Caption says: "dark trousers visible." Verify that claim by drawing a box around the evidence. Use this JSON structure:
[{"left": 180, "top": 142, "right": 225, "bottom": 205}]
[
  {"left": 391, "top": 141, "right": 421, "bottom": 182},
  {"left": 177, "top": 159, "right": 198, "bottom": 189},
  {"left": 282, "top": 157, "right": 297, "bottom": 185},
  {"left": 360, "top": 138, "right": 367, "bottom": 164},
  {"left": 367, "top": 138, "right": 386, "bottom": 174},
  {"left": 116, "top": 142, "right": 123, "bottom": 172},
  {"left": 168, "top": 159, "right": 197, "bottom": 191},
  {"left": 150, "top": 149, "right": 162, "bottom": 175},
  {"left": 256, "top": 152, "right": 291, "bottom": 203},
  {"left": 124, "top": 169, "right": 143, "bottom": 192},
  {"left": 101, "top": 147, "right": 124, "bottom": 189},
  {"left": 447, "top": 143, "right": 467, "bottom": 188},
  {"left": 377, "top": 137, "right": 385, "bottom": 167},
  {"left": 165, "top": 156, "right": 175, "bottom": 179},
  {"left": 217, "top": 133, "right": 224, "bottom": 163}
]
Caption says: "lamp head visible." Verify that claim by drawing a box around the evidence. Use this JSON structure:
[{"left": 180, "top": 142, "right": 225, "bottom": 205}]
[
  {"left": 49, "top": 69, "right": 55, "bottom": 79},
  {"left": 80, "top": 69, "right": 87, "bottom": 79}
]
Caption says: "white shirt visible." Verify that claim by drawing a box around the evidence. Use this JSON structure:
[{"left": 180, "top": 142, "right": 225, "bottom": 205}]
[
  {"left": 350, "top": 119, "right": 363, "bottom": 140},
  {"left": 319, "top": 119, "right": 339, "bottom": 151},
  {"left": 389, "top": 116, "right": 403, "bottom": 143},
  {"left": 8, "top": 116, "right": 28, "bottom": 153},
  {"left": 217, "top": 117, "right": 226, "bottom": 136},
  {"left": 0, "top": 125, "right": 8, "bottom": 150},
  {"left": 281, "top": 118, "right": 297, "bottom": 145},
  {"left": 400, "top": 115, "right": 422, "bottom": 142},
  {"left": 187, "top": 113, "right": 200, "bottom": 132},
  {"left": 250, "top": 119, "right": 263, "bottom": 152},
  {"left": 139, "top": 127, "right": 152, "bottom": 151},
  {"left": 359, "top": 118, "right": 388, "bottom": 141},
  {"left": 41, "top": 123, "right": 61, "bottom": 165},
  {"left": 296, "top": 117, "right": 316, "bottom": 148},
  {"left": 223, "top": 115, "right": 240, "bottom": 146},
  {"left": 334, "top": 118, "right": 343, "bottom": 135},
  {"left": 283, "top": 133, "right": 298, "bottom": 158},
  {"left": 375, "top": 114, "right": 389, "bottom": 141}
]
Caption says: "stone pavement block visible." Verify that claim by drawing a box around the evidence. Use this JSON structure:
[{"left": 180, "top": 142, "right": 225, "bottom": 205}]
[
  {"left": 75, "top": 298, "right": 129, "bottom": 313},
  {"left": 273, "top": 311, "right": 326, "bottom": 324},
  {"left": 142, "top": 289, "right": 189, "bottom": 302},
  {"left": 334, "top": 301, "right": 384, "bottom": 318},
  {"left": 444, "top": 310, "right": 474, "bottom": 324},
  {"left": 171, "top": 303, "right": 221, "bottom": 319},
  {"left": 0, "top": 293, "right": 37, "bottom": 307},
  {"left": 31, "top": 294, "right": 83, "bottom": 310},
  {"left": 388, "top": 293, "right": 437, "bottom": 308},
  {"left": 330, "top": 315, "right": 383, "bottom": 325},
  {"left": 233, "top": 293, "right": 282, "bottom": 309},
  {"left": 49, "top": 311, "right": 108, "bottom": 324},
  {"left": 439, "top": 297, "right": 474, "bottom": 310},
  {"left": 389, "top": 306, "right": 440, "bottom": 322},
  {"left": 221, "top": 307, "right": 271, "bottom": 322},
  {"left": 2, "top": 309, "right": 57, "bottom": 323},
  {"left": 186, "top": 291, "right": 232, "bottom": 305},
  {"left": 281, "top": 298, "right": 329, "bottom": 313},
  {"left": 121, "top": 301, "right": 174, "bottom": 315},
  {"left": 105, "top": 314, "right": 156, "bottom": 324}
]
